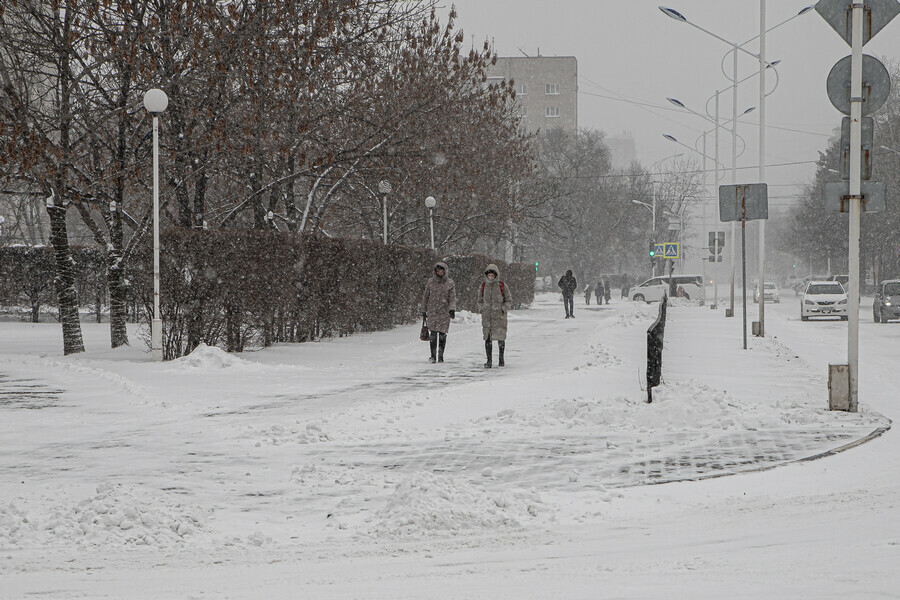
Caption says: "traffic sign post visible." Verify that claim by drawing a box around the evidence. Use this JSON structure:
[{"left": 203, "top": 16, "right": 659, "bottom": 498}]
[
  {"left": 719, "top": 184, "right": 768, "bottom": 350},
  {"left": 817, "top": 0, "right": 898, "bottom": 413}
]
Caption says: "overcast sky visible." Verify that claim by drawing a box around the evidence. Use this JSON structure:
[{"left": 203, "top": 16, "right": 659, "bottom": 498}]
[{"left": 441, "top": 0, "right": 900, "bottom": 210}]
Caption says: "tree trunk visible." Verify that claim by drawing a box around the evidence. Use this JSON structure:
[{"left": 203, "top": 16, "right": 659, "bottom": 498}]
[
  {"left": 108, "top": 251, "right": 129, "bottom": 347},
  {"left": 47, "top": 200, "right": 84, "bottom": 355}
]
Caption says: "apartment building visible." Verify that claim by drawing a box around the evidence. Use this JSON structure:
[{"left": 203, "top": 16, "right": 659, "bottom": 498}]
[{"left": 487, "top": 55, "right": 578, "bottom": 135}]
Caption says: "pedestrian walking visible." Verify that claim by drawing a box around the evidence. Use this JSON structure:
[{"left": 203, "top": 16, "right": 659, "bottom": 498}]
[
  {"left": 584, "top": 283, "right": 593, "bottom": 305},
  {"left": 604, "top": 277, "right": 611, "bottom": 304},
  {"left": 621, "top": 273, "right": 631, "bottom": 299},
  {"left": 558, "top": 269, "right": 577, "bottom": 318},
  {"left": 477, "top": 264, "right": 511, "bottom": 368},
  {"left": 595, "top": 280, "right": 605, "bottom": 305},
  {"left": 420, "top": 261, "right": 456, "bottom": 363}
]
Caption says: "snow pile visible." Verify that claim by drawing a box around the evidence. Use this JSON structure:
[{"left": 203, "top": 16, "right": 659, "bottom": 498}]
[
  {"left": 173, "top": 343, "right": 245, "bottom": 369},
  {"left": 667, "top": 296, "right": 699, "bottom": 308},
  {"left": 614, "top": 302, "right": 658, "bottom": 327},
  {"left": 369, "top": 473, "right": 548, "bottom": 537},
  {"left": 0, "top": 483, "right": 205, "bottom": 548}
]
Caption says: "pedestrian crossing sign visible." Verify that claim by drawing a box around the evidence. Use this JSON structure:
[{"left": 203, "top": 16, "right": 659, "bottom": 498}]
[{"left": 653, "top": 243, "right": 679, "bottom": 259}]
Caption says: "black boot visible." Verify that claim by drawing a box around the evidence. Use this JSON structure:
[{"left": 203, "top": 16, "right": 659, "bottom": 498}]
[
  {"left": 498, "top": 341, "right": 505, "bottom": 367},
  {"left": 429, "top": 331, "right": 437, "bottom": 363},
  {"left": 484, "top": 340, "right": 492, "bottom": 368},
  {"left": 438, "top": 333, "right": 446, "bottom": 362}
]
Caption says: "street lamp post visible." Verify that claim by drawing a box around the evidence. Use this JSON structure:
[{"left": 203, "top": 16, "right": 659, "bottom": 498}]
[
  {"left": 666, "top": 100, "right": 754, "bottom": 310},
  {"left": 661, "top": 3, "right": 813, "bottom": 322},
  {"left": 143, "top": 88, "right": 168, "bottom": 362},
  {"left": 378, "top": 180, "right": 391, "bottom": 244},
  {"left": 425, "top": 195, "right": 436, "bottom": 250}
]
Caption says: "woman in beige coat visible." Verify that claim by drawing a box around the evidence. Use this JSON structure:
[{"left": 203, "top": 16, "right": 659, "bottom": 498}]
[
  {"left": 476, "top": 264, "right": 512, "bottom": 368},
  {"left": 420, "top": 261, "right": 456, "bottom": 363}
]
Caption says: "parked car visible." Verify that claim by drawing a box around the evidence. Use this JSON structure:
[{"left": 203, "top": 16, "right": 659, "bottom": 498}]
[
  {"left": 630, "top": 275, "right": 704, "bottom": 303},
  {"left": 800, "top": 280, "right": 848, "bottom": 321},
  {"left": 873, "top": 279, "right": 900, "bottom": 323},
  {"left": 828, "top": 274, "right": 850, "bottom": 288},
  {"left": 753, "top": 281, "right": 780, "bottom": 303},
  {"left": 794, "top": 275, "right": 827, "bottom": 296}
]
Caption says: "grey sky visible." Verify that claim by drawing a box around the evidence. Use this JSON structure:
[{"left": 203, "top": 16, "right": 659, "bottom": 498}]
[{"left": 442, "top": 0, "right": 900, "bottom": 209}]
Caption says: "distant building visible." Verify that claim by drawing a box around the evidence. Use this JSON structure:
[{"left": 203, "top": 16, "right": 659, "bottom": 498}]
[
  {"left": 606, "top": 131, "right": 637, "bottom": 169},
  {"left": 486, "top": 55, "right": 577, "bottom": 135}
]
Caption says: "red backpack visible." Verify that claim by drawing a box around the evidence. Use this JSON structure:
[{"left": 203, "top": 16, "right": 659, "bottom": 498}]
[{"left": 481, "top": 281, "right": 505, "bottom": 301}]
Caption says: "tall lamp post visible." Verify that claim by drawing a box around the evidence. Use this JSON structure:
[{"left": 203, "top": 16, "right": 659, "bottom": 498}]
[
  {"left": 662, "top": 133, "right": 729, "bottom": 308},
  {"left": 425, "top": 195, "right": 436, "bottom": 250},
  {"left": 661, "top": 3, "right": 813, "bottom": 324},
  {"left": 143, "top": 88, "right": 168, "bottom": 361}
]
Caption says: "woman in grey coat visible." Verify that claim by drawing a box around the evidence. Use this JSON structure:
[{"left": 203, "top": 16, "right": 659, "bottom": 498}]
[
  {"left": 476, "top": 263, "right": 512, "bottom": 368},
  {"left": 421, "top": 261, "right": 457, "bottom": 363}
]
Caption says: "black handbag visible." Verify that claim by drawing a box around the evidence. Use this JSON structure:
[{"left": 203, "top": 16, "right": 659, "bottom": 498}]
[{"left": 419, "top": 316, "right": 430, "bottom": 341}]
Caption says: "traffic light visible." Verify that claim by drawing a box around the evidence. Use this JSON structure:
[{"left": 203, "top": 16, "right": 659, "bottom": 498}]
[
  {"left": 649, "top": 243, "right": 657, "bottom": 258},
  {"left": 535, "top": 261, "right": 539, "bottom": 272}
]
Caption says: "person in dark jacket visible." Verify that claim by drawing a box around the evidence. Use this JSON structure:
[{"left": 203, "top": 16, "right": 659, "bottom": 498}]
[
  {"left": 584, "top": 283, "right": 593, "bottom": 305},
  {"left": 558, "top": 270, "right": 577, "bottom": 318},
  {"left": 604, "top": 277, "right": 611, "bottom": 304},
  {"left": 595, "top": 280, "right": 605, "bottom": 305},
  {"left": 420, "top": 261, "right": 457, "bottom": 363},
  {"left": 477, "top": 264, "right": 512, "bottom": 368}
]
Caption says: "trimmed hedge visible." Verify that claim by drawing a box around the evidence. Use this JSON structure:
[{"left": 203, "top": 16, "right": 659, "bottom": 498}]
[{"left": 126, "top": 229, "right": 535, "bottom": 358}]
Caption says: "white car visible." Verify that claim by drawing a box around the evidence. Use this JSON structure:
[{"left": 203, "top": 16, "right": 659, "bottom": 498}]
[
  {"left": 800, "top": 281, "right": 848, "bottom": 321},
  {"left": 753, "top": 281, "right": 780, "bottom": 303},
  {"left": 630, "top": 275, "right": 704, "bottom": 303}
]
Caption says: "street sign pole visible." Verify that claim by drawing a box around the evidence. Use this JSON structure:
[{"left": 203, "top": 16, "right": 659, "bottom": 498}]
[
  {"left": 742, "top": 206, "right": 747, "bottom": 350},
  {"left": 713, "top": 91, "right": 721, "bottom": 310},
  {"left": 757, "top": 0, "right": 767, "bottom": 338},
  {"left": 847, "top": 3, "right": 863, "bottom": 413}
]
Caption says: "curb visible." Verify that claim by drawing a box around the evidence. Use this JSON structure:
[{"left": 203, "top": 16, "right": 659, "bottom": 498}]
[{"left": 638, "top": 419, "right": 892, "bottom": 488}]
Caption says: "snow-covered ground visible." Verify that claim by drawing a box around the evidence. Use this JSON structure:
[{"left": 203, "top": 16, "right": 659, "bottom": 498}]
[{"left": 1, "top": 290, "right": 898, "bottom": 598}]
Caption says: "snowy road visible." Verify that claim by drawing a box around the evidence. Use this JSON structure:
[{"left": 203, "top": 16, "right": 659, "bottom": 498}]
[{"left": 1, "top": 290, "right": 899, "bottom": 598}]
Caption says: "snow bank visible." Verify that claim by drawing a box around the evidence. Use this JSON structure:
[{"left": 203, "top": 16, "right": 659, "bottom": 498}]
[
  {"left": 173, "top": 343, "right": 246, "bottom": 369},
  {"left": 369, "top": 473, "right": 548, "bottom": 537},
  {"left": 0, "top": 483, "right": 205, "bottom": 548}
]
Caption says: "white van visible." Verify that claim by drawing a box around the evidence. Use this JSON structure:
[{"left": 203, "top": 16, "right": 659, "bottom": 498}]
[{"left": 630, "top": 275, "right": 704, "bottom": 303}]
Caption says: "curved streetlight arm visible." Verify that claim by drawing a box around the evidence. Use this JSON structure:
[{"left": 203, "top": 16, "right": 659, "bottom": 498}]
[
  {"left": 660, "top": 7, "right": 762, "bottom": 62},
  {"left": 720, "top": 55, "right": 781, "bottom": 93},
  {"left": 693, "top": 129, "right": 749, "bottom": 163},
  {"left": 735, "top": 5, "right": 815, "bottom": 50},
  {"left": 669, "top": 97, "right": 754, "bottom": 136},
  {"left": 665, "top": 134, "right": 727, "bottom": 171},
  {"left": 631, "top": 199, "right": 653, "bottom": 214}
]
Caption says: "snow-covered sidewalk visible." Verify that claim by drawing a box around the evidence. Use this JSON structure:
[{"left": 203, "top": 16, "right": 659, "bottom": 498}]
[{"left": 0, "top": 294, "right": 895, "bottom": 598}]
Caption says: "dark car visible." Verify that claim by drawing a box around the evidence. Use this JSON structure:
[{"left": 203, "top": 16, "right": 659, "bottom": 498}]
[{"left": 873, "top": 279, "right": 900, "bottom": 323}]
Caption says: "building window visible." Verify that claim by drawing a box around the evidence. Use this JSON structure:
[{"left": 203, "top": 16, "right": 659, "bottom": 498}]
[
  {"left": 518, "top": 83, "right": 528, "bottom": 95},
  {"left": 545, "top": 106, "right": 560, "bottom": 118},
  {"left": 545, "top": 83, "right": 560, "bottom": 95},
  {"left": 521, "top": 105, "right": 527, "bottom": 117}
]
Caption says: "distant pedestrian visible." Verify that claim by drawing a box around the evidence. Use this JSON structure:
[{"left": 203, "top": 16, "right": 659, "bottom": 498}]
[
  {"left": 420, "top": 261, "right": 457, "bottom": 363},
  {"left": 604, "top": 278, "right": 611, "bottom": 304},
  {"left": 477, "top": 264, "right": 511, "bottom": 368},
  {"left": 584, "top": 283, "right": 593, "bottom": 305},
  {"left": 558, "top": 270, "right": 577, "bottom": 318},
  {"left": 595, "top": 280, "right": 605, "bottom": 305},
  {"left": 621, "top": 273, "right": 631, "bottom": 299}
]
